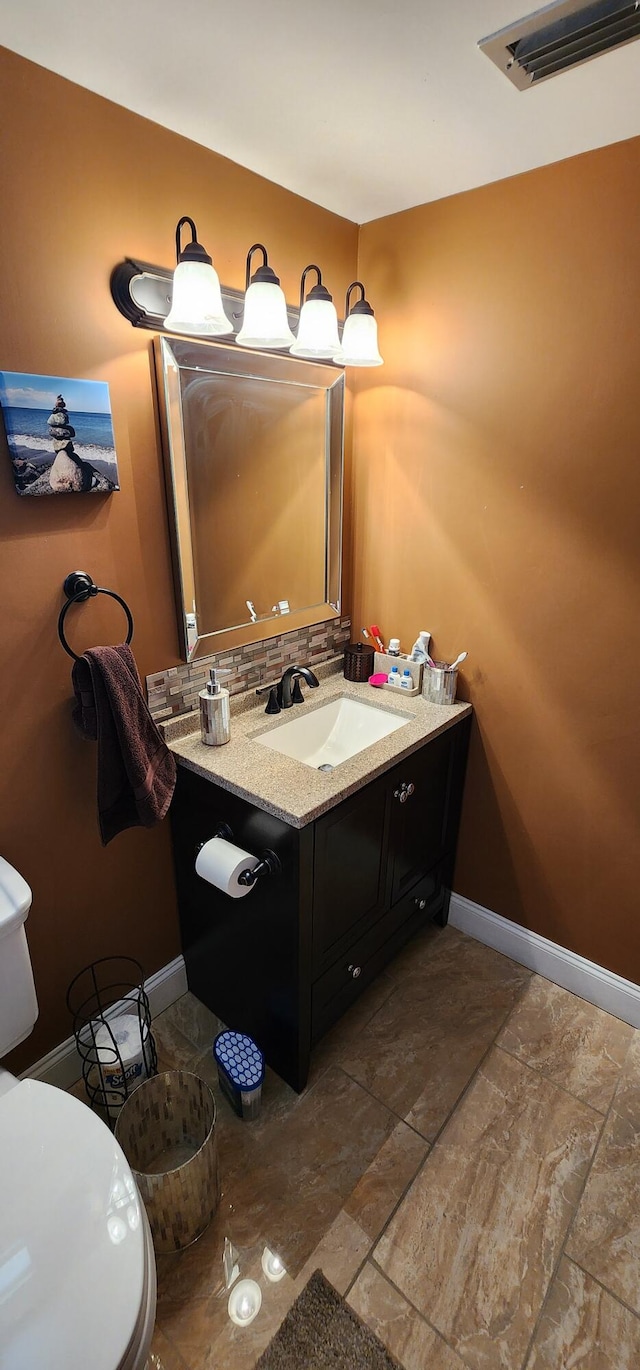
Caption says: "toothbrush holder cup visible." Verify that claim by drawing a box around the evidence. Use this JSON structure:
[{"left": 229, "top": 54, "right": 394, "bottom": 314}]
[{"left": 423, "top": 662, "right": 458, "bottom": 706}]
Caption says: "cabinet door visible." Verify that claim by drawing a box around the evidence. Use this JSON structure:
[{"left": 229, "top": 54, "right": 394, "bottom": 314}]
[
  {"left": 387, "top": 729, "right": 454, "bottom": 905},
  {"left": 312, "top": 776, "right": 388, "bottom": 974},
  {"left": 170, "top": 765, "right": 309, "bottom": 1091}
]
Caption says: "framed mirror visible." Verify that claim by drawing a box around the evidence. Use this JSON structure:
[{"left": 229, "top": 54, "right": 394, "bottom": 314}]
[{"left": 155, "top": 336, "right": 344, "bottom": 661}]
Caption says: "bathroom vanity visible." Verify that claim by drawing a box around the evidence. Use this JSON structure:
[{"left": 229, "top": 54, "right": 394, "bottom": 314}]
[
  {"left": 166, "top": 671, "right": 471, "bottom": 1092},
  {"left": 156, "top": 335, "right": 471, "bottom": 1091}
]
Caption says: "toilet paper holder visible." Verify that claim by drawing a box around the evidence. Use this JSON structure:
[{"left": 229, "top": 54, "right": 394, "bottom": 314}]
[
  {"left": 197, "top": 826, "right": 281, "bottom": 888},
  {"left": 237, "top": 850, "right": 280, "bottom": 887}
]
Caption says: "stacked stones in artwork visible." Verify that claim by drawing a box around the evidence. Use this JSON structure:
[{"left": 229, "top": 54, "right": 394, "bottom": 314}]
[
  {"left": 47, "top": 394, "right": 115, "bottom": 493},
  {"left": 0, "top": 369, "right": 120, "bottom": 497}
]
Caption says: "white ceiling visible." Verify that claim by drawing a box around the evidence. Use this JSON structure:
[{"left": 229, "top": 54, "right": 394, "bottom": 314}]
[{"left": 2, "top": 0, "right": 640, "bottom": 222}]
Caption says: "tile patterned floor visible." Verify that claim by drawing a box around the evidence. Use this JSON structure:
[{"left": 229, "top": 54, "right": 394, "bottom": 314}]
[{"left": 70, "top": 921, "right": 640, "bottom": 1369}]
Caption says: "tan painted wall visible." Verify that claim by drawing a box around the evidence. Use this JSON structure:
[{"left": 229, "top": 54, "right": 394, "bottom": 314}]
[
  {"left": 354, "top": 137, "right": 640, "bottom": 982},
  {"left": 0, "top": 46, "right": 357, "bottom": 1071}
]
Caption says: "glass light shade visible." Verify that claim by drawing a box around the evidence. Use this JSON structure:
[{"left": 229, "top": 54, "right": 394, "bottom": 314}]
[
  {"left": 290, "top": 298, "right": 341, "bottom": 359},
  {"left": 236, "top": 280, "right": 295, "bottom": 349},
  {"left": 336, "top": 311, "right": 383, "bottom": 367},
  {"left": 164, "top": 259, "right": 233, "bottom": 336}
]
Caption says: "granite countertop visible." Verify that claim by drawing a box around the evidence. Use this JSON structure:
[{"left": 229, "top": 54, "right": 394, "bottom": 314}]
[{"left": 161, "top": 660, "right": 472, "bottom": 828}]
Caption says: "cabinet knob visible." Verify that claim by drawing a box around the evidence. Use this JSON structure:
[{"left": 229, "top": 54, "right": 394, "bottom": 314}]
[
  {"left": 348, "top": 964, "right": 362, "bottom": 979},
  {"left": 415, "top": 897, "right": 427, "bottom": 910},
  {"left": 394, "top": 781, "right": 415, "bottom": 804}
]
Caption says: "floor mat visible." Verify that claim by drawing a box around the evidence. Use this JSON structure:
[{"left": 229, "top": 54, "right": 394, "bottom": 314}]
[{"left": 255, "top": 1268, "right": 401, "bottom": 1369}]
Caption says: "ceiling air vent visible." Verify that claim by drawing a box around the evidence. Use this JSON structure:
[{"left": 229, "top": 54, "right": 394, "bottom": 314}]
[{"left": 479, "top": 0, "right": 640, "bottom": 89}]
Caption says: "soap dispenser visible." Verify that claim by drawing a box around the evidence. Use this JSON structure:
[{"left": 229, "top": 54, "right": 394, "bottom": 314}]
[{"left": 200, "top": 668, "right": 231, "bottom": 746}]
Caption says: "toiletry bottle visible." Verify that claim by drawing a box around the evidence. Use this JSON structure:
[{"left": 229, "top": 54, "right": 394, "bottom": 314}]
[
  {"left": 410, "top": 630, "right": 431, "bottom": 663},
  {"left": 388, "top": 666, "right": 401, "bottom": 687},
  {"left": 400, "top": 668, "right": 413, "bottom": 690},
  {"left": 387, "top": 638, "right": 401, "bottom": 656},
  {"left": 200, "top": 668, "right": 232, "bottom": 746}
]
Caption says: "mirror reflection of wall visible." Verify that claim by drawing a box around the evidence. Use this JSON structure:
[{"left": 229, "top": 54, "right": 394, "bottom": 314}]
[
  {"left": 155, "top": 338, "right": 344, "bottom": 661},
  {"left": 182, "top": 372, "right": 326, "bottom": 632}
]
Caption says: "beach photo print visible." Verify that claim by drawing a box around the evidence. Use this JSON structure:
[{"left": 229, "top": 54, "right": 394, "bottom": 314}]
[{"left": 0, "top": 370, "right": 120, "bottom": 495}]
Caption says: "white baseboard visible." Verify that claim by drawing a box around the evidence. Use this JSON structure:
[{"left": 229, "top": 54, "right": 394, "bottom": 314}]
[
  {"left": 449, "top": 893, "right": 640, "bottom": 1028},
  {"left": 20, "top": 955, "right": 188, "bottom": 1092}
]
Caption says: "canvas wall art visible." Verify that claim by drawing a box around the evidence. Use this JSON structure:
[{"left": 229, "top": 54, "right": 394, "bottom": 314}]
[{"left": 0, "top": 371, "right": 120, "bottom": 495}]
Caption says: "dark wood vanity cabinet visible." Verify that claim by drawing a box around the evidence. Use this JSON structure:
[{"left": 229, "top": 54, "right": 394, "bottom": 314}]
[{"left": 170, "top": 713, "right": 470, "bottom": 1092}]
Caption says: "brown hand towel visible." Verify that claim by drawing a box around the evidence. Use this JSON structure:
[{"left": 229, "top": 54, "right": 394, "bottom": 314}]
[{"left": 72, "top": 643, "right": 177, "bottom": 845}]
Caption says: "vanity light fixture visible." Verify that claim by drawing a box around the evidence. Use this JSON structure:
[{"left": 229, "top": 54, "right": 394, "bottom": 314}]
[
  {"left": 111, "top": 229, "right": 356, "bottom": 362},
  {"left": 290, "top": 265, "right": 341, "bottom": 360},
  {"left": 163, "top": 216, "right": 233, "bottom": 337},
  {"left": 335, "top": 281, "right": 383, "bottom": 367},
  {"left": 235, "top": 244, "right": 296, "bottom": 350}
]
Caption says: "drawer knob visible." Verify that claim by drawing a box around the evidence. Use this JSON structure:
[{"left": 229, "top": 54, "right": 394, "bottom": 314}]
[
  {"left": 348, "top": 964, "right": 362, "bottom": 979},
  {"left": 394, "top": 781, "right": 415, "bottom": 804},
  {"left": 415, "top": 897, "right": 427, "bottom": 910}
]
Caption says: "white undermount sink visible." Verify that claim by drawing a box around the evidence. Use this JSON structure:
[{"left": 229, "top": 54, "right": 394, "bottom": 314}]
[{"left": 254, "top": 695, "right": 410, "bottom": 770}]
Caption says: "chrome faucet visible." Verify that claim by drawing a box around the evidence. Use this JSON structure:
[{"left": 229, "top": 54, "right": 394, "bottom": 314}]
[{"left": 256, "top": 664, "right": 319, "bottom": 714}]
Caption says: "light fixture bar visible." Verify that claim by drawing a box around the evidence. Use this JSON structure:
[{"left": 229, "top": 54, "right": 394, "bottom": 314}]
[
  {"left": 111, "top": 259, "right": 305, "bottom": 340},
  {"left": 111, "top": 259, "right": 241, "bottom": 331}
]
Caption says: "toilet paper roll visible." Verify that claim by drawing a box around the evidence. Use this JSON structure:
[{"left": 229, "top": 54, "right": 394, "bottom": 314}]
[
  {"left": 94, "top": 1013, "right": 149, "bottom": 1069},
  {"left": 88, "top": 1014, "right": 151, "bottom": 1111},
  {"left": 196, "top": 837, "right": 259, "bottom": 898}
]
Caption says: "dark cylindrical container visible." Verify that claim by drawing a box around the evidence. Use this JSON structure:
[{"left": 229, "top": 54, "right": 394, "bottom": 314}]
[{"left": 343, "top": 642, "right": 375, "bottom": 682}]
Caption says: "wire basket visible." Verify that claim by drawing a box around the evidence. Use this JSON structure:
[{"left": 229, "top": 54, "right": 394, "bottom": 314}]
[{"left": 66, "top": 956, "right": 157, "bottom": 1127}]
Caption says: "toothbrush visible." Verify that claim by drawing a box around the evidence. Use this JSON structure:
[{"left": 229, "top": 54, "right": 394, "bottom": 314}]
[
  {"left": 369, "top": 624, "right": 385, "bottom": 652},
  {"left": 448, "top": 651, "right": 468, "bottom": 671},
  {"left": 361, "top": 628, "right": 370, "bottom": 640}
]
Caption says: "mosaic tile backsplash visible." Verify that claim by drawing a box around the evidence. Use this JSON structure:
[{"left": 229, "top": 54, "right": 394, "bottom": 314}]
[{"left": 146, "top": 616, "right": 352, "bottom": 720}]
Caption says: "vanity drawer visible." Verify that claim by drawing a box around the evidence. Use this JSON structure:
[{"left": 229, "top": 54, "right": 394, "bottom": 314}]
[
  {"left": 311, "top": 866, "right": 444, "bottom": 1044},
  {"left": 389, "top": 860, "right": 445, "bottom": 925}
]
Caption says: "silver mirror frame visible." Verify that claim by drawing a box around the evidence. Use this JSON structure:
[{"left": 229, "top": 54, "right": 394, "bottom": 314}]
[{"left": 154, "top": 335, "right": 344, "bottom": 662}]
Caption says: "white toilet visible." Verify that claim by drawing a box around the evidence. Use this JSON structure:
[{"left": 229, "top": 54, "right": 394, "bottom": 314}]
[{"left": 0, "top": 856, "right": 157, "bottom": 1370}]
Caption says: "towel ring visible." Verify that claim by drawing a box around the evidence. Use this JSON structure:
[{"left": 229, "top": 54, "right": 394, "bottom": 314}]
[{"left": 58, "top": 570, "right": 134, "bottom": 661}]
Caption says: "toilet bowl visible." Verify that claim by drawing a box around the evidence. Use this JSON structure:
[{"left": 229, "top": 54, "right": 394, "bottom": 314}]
[{"left": 0, "top": 857, "right": 157, "bottom": 1370}]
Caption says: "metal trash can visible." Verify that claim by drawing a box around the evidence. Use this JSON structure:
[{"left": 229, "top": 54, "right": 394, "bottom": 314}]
[{"left": 115, "top": 1070, "right": 219, "bottom": 1252}]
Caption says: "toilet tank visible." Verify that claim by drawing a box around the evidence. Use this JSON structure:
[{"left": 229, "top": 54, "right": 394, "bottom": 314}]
[{"left": 0, "top": 857, "right": 38, "bottom": 1055}]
